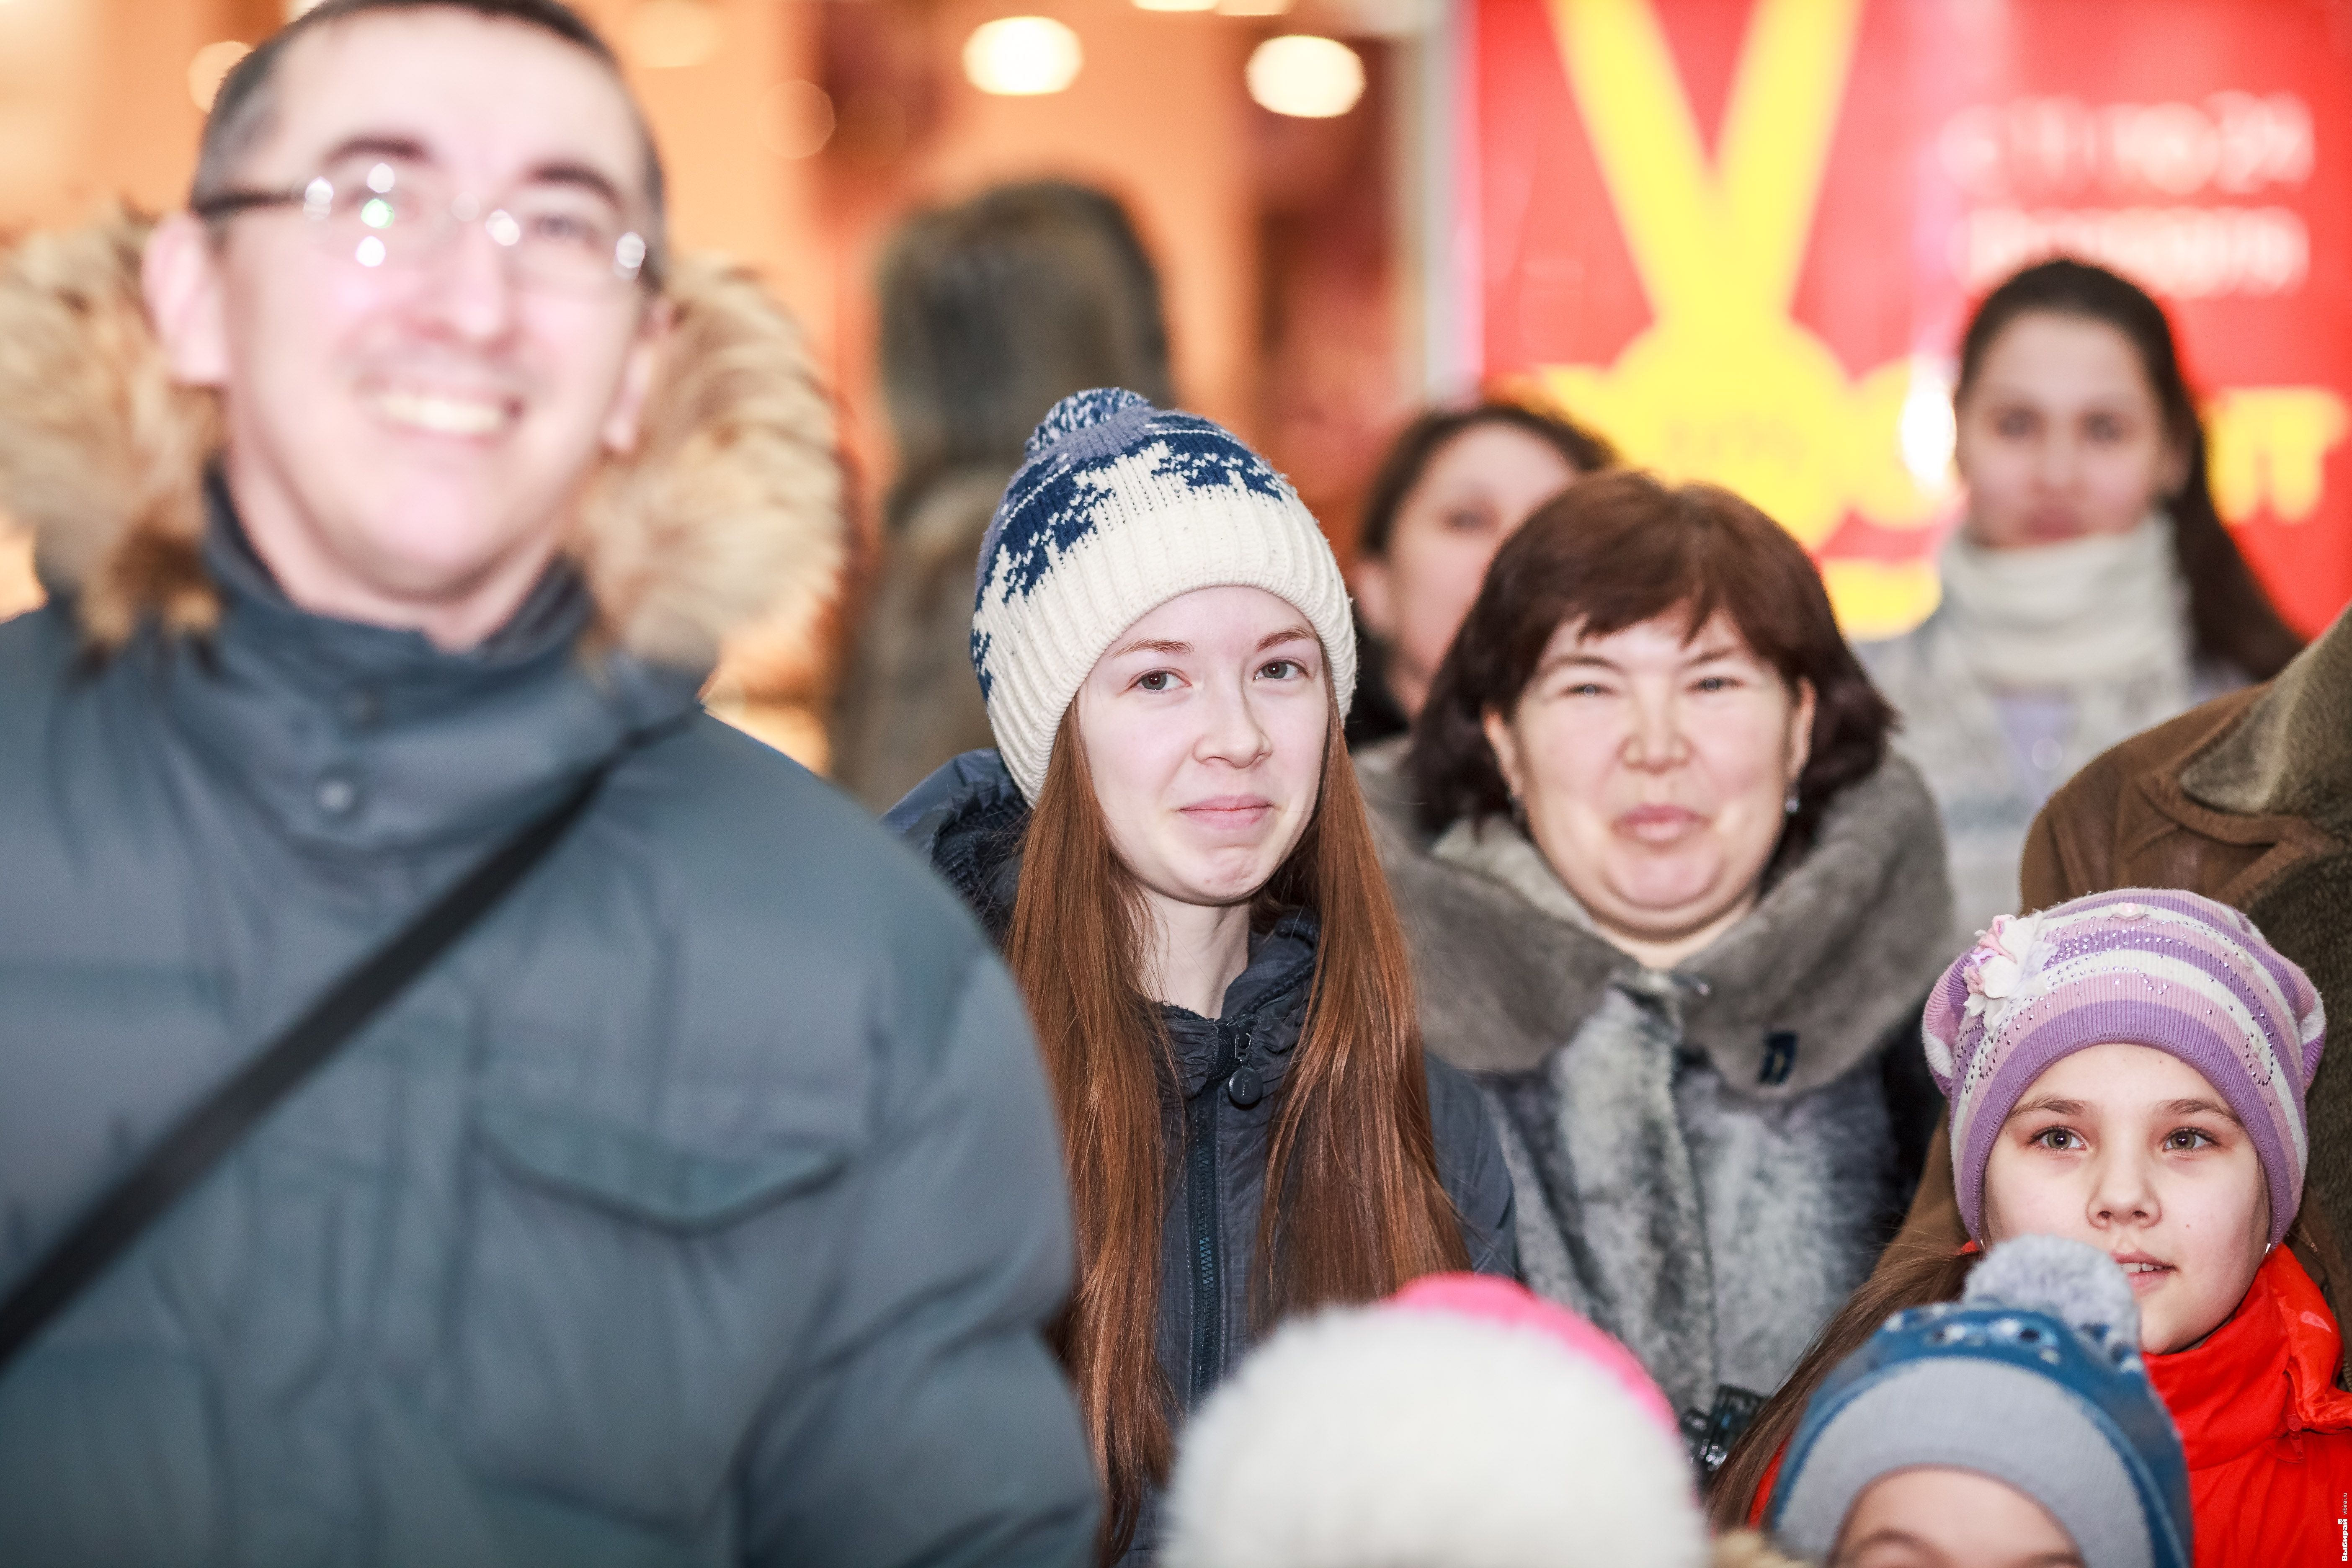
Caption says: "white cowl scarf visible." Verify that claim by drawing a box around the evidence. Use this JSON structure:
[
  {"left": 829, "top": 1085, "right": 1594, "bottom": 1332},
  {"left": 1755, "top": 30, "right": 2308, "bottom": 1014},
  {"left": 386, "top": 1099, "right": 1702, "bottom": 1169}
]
[
  {"left": 1859, "top": 511, "right": 2226, "bottom": 936},
  {"left": 1932, "top": 513, "right": 2192, "bottom": 693}
]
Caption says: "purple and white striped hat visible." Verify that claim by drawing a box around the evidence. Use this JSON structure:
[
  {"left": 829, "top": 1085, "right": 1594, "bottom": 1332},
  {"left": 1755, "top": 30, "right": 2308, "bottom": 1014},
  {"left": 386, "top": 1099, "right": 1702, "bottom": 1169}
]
[{"left": 1924, "top": 889, "right": 2325, "bottom": 1245}]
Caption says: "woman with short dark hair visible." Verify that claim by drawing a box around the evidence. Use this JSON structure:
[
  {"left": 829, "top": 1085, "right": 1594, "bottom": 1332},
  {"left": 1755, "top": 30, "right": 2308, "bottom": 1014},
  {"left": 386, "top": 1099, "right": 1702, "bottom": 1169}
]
[{"left": 1373, "top": 470, "right": 1952, "bottom": 1455}]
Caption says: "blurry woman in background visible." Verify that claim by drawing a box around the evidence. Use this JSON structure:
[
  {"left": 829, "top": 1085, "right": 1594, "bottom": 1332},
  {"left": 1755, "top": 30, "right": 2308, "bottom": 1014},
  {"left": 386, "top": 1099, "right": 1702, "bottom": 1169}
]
[
  {"left": 1861, "top": 258, "right": 2300, "bottom": 936},
  {"left": 1376, "top": 473, "right": 1951, "bottom": 1447},
  {"left": 1345, "top": 402, "right": 1613, "bottom": 749},
  {"left": 831, "top": 181, "right": 1173, "bottom": 810}
]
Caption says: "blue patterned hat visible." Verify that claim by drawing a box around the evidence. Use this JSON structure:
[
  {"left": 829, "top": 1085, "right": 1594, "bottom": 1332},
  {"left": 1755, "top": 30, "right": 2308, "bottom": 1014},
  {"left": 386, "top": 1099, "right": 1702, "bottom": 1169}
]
[
  {"left": 1770, "top": 1235, "right": 2191, "bottom": 1568},
  {"left": 970, "top": 388, "right": 1354, "bottom": 800}
]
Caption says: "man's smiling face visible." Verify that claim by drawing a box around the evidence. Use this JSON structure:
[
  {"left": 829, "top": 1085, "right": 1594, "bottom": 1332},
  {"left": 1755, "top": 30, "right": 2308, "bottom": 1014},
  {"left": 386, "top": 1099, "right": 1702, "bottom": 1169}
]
[{"left": 150, "top": 6, "right": 667, "bottom": 648}]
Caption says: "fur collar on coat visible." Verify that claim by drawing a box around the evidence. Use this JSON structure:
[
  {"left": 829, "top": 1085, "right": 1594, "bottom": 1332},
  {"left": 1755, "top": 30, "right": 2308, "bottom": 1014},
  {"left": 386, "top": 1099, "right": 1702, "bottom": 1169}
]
[
  {"left": 0, "top": 213, "right": 842, "bottom": 671},
  {"left": 1373, "top": 752, "right": 1955, "bottom": 1101},
  {"left": 1367, "top": 751, "right": 1954, "bottom": 1411}
]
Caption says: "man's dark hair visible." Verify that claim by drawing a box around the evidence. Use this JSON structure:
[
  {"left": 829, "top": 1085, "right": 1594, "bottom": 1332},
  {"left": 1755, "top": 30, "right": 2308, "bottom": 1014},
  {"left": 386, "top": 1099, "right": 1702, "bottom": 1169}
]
[
  {"left": 1405, "top": 469, "right": 1895, "bottom": 873},
  {"left": 191, "top": 0, "right": 668, "bottom": 278}
]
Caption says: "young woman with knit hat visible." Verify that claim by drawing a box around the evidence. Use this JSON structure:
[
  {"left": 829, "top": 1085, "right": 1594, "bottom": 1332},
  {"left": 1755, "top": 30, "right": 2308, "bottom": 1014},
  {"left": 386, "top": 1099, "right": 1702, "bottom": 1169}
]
[
  {"left": 1718, "top": 889, "right": 2352, "bottom": 1566},
  {"left": 887, "top": 389, "right": 1517, "bottom": 1563}
]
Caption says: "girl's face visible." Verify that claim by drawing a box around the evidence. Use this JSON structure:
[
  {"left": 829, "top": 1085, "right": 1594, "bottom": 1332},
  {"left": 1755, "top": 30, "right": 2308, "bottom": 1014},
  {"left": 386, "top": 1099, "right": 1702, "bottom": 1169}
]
[
  {"left": 1482, "top": 611, "right": 1813, "bottom": 970},
  {"left": 1075, "top": 585, "right": 1330, "bottom": 912},
  {"left": 1981, "top": 1043, "right": 2271, "bottom": 1354},
  {"left": 1832, "top": 1467, "right": 2081, "bottom": 1568},
  {"left": 1953, "top": 311, "right": 2187, "bottom": 551},
  {"left": 1352, "top": 422, "right": 1581, "bottom": 717}
]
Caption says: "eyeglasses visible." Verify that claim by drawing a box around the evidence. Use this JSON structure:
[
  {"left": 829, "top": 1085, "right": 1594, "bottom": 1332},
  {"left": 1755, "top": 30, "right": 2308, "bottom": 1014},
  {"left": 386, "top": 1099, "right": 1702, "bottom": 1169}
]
[{"left": 194, "top": 155, "right": 657, "bottom": 294}]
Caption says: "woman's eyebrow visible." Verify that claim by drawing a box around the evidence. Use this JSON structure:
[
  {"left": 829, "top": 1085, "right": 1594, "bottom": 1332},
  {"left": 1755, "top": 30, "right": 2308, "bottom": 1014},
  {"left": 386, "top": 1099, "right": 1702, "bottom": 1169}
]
[
  {"left": 2009, "top": 1094, "right": 2089, "bottom": 1119},
  {"left": 1256, "top": 625, "right": 1315, "bottom": 651},
  {"left": 1113, "top": 637, "right": 1189, "bottom": 657},
  {"left": 1535, "top": 651, "right": 1620, "bottom": 676},
  {"left": 2161, "top": 1097, "right": 2243, "bottom": 1124}
]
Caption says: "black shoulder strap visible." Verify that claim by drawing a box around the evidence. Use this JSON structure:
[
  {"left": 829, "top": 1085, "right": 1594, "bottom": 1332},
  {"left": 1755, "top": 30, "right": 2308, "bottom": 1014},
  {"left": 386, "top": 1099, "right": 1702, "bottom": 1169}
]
[{"left": 0, "top": 764, "right": 611, "bottom": 1376}]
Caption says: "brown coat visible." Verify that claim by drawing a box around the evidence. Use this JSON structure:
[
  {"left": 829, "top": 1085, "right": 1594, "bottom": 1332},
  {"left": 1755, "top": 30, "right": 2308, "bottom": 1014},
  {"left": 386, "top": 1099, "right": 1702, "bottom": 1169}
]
[{"left": 1890, "top": 612, "right": 2352, "bottom": 1298}]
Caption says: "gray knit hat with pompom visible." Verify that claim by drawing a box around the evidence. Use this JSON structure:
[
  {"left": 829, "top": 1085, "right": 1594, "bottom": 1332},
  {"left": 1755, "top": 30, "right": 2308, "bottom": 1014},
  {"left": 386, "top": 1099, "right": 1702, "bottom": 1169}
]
[{"left": 1771, "top": 1235, "right": 2191, "bottom": 1568}]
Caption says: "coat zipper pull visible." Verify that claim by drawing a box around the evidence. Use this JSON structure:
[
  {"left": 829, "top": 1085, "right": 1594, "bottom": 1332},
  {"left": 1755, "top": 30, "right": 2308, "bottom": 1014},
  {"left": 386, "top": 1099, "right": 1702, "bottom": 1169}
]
[{"left": 1226, "top": 1024, "right": 1263, "bottom": 1108}]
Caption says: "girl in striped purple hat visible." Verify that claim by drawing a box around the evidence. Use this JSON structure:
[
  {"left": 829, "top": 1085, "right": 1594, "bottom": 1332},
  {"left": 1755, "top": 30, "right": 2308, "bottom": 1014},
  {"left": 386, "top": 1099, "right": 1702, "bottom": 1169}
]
[{"left": 1719, "top": 888, "right": 2352, "bottom": 1566}]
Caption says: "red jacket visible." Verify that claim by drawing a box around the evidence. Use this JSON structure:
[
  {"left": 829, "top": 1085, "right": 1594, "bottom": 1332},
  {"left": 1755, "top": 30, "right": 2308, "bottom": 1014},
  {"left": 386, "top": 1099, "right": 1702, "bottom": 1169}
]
[{"left": 2148, "top": 1246, "right": 2352, "bottom": 1567}]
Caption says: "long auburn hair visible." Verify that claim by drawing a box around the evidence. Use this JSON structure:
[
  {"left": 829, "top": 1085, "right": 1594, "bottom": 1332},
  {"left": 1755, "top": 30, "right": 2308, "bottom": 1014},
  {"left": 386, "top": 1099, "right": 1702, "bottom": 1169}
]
[
  {"left": 1007, "top": 696, "right": 1468, "bottom": 1560},
  {"left": 1709, "top": 1191, "right": 2352, "bottom": 1529}
]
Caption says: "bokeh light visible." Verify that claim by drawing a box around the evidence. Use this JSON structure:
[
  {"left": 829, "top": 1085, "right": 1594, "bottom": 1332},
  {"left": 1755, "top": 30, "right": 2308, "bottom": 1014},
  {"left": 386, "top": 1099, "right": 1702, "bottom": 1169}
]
[
  {"left": 963, "top": 17, "right": 1084, "bottom": 98},
  {"left": 758, "top": 81, "right": 837, "bottom": 160},
  {"left": 1245, "top": 34, "right": 1363, "bottom": 119}
]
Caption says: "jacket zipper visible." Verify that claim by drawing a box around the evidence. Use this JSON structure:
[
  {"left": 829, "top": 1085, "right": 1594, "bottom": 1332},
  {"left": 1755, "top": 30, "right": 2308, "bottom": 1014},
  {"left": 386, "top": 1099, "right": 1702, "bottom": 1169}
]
[{"left": 1186, "top": 1019, "right": 1249, "bottom": 1406}]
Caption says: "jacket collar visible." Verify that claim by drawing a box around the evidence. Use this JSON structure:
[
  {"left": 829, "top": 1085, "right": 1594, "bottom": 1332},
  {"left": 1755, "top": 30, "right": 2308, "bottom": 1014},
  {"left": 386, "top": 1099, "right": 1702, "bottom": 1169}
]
[
  {"left": 2146, "top": 1246, "right": 2352, "bottom": 1470},
  {"left": 150, "top": 481, "right": 698, "bottom": 851},
  {"left": 1387, "top": 753, "right": 1954, "bottom": 1096},
  {"left": 1155, "top": 912, "right": 1319, "bottom": 1101},
  {"left": 0, "top": 212, "right": 843, "bottom": 674},
  {"left": 2180, "top": 607, "right": 2352, "bottom": 835}
]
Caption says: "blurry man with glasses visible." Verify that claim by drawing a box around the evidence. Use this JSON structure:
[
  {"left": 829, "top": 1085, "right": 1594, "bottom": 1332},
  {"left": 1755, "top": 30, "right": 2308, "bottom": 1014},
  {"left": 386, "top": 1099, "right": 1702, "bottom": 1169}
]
[{"left": 0, "top": 3, "right": 1095, "bottom": 1564}]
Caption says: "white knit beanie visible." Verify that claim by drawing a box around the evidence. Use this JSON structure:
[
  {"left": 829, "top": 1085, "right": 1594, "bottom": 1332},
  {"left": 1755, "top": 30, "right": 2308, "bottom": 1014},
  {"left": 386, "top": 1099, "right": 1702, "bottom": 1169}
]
[{"left": 969, "top": 388, "right": 1355, "bottom": 801}]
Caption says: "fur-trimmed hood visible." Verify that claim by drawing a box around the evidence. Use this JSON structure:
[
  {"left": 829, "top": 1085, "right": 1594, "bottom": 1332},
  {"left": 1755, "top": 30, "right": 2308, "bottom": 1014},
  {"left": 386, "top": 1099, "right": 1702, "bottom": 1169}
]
[
  {"left": 1374, "top": 752, "right": 1955, "bottom": 1100},
  {"left": 0, "top": 213, "right": 842, "bottom": 669}
]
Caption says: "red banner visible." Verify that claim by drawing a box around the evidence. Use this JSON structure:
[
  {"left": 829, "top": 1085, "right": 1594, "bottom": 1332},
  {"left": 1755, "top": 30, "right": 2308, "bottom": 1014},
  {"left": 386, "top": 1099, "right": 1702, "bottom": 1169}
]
[{"left": 1465, "top": 0, "right": 2352, "bottom": 637}]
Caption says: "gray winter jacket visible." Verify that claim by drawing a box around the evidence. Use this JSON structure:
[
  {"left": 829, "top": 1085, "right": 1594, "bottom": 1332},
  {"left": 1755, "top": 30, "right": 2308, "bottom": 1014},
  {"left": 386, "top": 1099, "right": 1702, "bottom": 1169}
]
[
  {"left": 0, "top": 222, "right": 1095, "bottom": 1567},
  {"left": 1366, "top": 751, "right": 1952, "bottom": 1421},
  {"left": 889, "top": 751, "right": 1518, "bottom": 1558}
]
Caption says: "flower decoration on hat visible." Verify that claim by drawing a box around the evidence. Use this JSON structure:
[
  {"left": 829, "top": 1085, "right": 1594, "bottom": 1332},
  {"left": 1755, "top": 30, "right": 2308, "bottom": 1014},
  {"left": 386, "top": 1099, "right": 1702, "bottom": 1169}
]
[{"left": 1961, "top": 912, "right": 2044, "bottom": 1034}]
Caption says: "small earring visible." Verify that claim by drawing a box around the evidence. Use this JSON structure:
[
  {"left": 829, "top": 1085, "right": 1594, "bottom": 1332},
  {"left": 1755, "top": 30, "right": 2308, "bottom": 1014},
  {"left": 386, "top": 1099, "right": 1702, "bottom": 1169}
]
[
  {"left": 1508, "top": 793, "right": 1529, "bottom": 830},
  {"left": 1783, "top": 785, "right": 1801, "bottom": 816}
]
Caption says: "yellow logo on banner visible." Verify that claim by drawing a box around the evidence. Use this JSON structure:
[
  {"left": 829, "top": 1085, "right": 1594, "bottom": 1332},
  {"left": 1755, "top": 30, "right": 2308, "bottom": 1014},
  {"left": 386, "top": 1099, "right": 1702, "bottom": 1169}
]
[
  {"left": 2208, "top": 388, "right": 2348, "bottom": 525},
  {"left": 1537, "top": 0, "right": 1933, "bottom": 539},
  {"left": 1533, "top": 0, "right": 2349, "bottom": 637}
]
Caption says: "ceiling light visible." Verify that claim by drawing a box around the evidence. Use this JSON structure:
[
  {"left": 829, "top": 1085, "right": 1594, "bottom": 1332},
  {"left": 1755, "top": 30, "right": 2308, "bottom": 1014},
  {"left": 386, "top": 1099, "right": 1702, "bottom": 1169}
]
[
  {"left": 1134, "top": 0, "right": 1219, "bottom": 11},
  {"left": 1246, "top": 34, "right": 1363, "bottom": 118},
  {"left": 964, "top": 17, "right": 1084, "bottom": 97},
  {"left": 187, "top": 41, "right": 251, "bottom": 112},
  {"left": 1217, "top": 0, "right": 1295, "bottom": 13}
]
